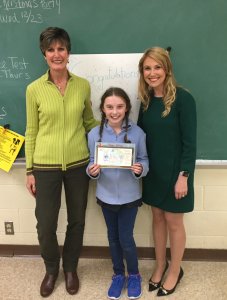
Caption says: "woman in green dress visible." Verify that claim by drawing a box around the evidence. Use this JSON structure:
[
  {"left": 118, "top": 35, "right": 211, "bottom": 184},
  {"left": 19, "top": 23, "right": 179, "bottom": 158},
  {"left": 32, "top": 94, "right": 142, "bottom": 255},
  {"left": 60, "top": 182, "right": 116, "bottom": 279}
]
[{"left": 137, "top": 47, "right": 196, "bottom": 297}]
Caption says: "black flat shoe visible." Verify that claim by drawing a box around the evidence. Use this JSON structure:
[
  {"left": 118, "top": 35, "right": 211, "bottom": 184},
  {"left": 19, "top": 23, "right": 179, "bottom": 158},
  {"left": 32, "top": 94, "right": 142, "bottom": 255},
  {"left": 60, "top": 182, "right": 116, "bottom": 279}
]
[
  {"left": 148, "top": 260, "right": 169, "bottom": 292},
  {"left": 157, "top": 267, "right": 184, "bottom": 297}
]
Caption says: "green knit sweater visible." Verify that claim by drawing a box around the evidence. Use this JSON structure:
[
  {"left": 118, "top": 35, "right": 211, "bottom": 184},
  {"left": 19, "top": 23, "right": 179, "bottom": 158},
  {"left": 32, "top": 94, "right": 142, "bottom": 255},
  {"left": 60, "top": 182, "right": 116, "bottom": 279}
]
[{"left": 25, "top": 71, "right": 98, "bottom": 174}]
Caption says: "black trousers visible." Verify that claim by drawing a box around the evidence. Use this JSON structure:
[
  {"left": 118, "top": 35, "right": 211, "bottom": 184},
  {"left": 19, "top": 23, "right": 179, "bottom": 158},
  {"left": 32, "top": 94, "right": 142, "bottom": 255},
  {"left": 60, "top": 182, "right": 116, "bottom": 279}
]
[{"left": 34, "top": 166, "right": 89, "bottom": 274}]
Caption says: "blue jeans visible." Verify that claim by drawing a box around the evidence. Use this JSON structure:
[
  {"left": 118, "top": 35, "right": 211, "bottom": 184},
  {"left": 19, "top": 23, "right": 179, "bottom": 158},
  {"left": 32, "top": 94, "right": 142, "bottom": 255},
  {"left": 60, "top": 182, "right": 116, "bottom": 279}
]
[{"left": 102, "top": 205, "right": 139, "bottom": 275}]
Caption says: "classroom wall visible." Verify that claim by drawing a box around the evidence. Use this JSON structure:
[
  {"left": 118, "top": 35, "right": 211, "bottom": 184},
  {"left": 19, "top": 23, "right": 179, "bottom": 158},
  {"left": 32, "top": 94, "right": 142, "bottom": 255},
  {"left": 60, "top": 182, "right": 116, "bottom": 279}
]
[{"left": 0, "top": 166, "right": 227, "bottom": 249}]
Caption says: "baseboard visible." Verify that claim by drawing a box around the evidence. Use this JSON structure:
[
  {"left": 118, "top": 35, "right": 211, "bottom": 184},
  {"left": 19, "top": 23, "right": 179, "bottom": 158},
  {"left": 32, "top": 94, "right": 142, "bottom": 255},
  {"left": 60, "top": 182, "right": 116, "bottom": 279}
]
[{"left": 0, "top": 245, "right": 227, "bottom": 261}]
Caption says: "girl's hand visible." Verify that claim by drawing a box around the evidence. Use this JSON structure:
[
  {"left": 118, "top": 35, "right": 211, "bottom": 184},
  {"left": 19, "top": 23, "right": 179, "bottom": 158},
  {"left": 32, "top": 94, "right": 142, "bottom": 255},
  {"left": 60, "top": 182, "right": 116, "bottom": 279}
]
[
  {"left": 131, "top": 163, "right": 143, "bottom": 175},
  {"left": 26, "top": 174, "right": 36, "bottom": 197},
  {"left": 174, "top": 174, "right": 188, "bottom": 200},
  {"left": 88, "top": 163, "right": 100, "bottom": 177}
]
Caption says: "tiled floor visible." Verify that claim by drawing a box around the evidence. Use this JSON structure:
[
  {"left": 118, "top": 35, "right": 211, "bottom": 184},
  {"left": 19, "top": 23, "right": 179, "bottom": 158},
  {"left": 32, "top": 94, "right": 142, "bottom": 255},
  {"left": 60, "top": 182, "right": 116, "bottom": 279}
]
[{"left": 0, "top": 257, "right": 227, "bottom": 300}]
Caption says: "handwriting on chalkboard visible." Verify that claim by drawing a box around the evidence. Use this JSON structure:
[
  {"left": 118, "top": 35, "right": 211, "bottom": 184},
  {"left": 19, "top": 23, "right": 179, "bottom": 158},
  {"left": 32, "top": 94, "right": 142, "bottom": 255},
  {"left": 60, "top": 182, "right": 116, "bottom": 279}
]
[
  {"left": 85, "top": 67, "right": 139, "bottom": 91},
  {"left": 0, "top": 56, "right": 30, "bottom": 80},
  {"left": 0, "top": 106, "right": 7, "bottom": 120},
  {"left": 0, "top": 0, "right": 61, "bottom": 24}
]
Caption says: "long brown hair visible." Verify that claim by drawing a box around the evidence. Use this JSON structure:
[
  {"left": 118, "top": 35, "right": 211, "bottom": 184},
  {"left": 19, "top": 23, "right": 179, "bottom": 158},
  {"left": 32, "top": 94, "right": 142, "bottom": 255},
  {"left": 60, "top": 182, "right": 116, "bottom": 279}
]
[{"left": 98, "top": 87, "right": 132, "bottom": 143}]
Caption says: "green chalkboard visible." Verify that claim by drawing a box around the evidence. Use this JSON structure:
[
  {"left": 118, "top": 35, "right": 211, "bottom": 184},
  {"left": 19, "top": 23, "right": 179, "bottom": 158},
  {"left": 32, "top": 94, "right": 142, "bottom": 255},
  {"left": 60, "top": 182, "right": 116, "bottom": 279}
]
[{"left": 0, "top": 0, "right": 226, "bottom": 159}]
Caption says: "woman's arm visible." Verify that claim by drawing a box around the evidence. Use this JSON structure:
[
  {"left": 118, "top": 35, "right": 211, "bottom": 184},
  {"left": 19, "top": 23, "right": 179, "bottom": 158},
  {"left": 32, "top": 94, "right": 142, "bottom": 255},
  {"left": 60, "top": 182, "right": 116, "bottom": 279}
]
[
  {"left": 175, "top": 90, "right": 197, "bottom": 199},
  {"left": 82, "top": 83, "right": 100, "bottom": 132},
  {"left": 25, "top": 86, "right": 39, "bottom": 175}
]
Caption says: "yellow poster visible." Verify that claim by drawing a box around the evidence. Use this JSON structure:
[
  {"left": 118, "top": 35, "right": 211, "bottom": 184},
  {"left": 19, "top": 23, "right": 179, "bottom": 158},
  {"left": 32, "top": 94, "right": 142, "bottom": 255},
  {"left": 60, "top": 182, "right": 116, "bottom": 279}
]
[{"left": 0, "top": 126, "right": 25, "bottom": 172}]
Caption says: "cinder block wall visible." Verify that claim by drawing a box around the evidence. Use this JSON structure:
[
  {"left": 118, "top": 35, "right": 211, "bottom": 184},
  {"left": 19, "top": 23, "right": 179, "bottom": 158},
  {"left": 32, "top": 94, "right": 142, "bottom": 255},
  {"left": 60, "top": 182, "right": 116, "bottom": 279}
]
[{"left": 0, "top": 166, "right": 227, "bottom": 249}]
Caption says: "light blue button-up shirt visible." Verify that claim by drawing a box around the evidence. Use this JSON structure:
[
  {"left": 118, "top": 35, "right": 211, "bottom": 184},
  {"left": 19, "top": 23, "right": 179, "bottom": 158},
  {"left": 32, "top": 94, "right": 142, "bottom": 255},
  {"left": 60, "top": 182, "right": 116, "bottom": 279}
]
[{"left": 87, "top": 120, "right": 149, "bottom": 205}]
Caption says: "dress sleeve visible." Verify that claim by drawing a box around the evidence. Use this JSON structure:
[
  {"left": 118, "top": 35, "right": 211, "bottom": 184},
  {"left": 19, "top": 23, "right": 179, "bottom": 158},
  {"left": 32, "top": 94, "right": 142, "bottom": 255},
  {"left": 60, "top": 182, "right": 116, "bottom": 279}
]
[
  {"left": 137, "top": 103, "right": 144, "bottom": 129},
  {"left": 178, "top": 90, "right": 197, "bottom": 173}
]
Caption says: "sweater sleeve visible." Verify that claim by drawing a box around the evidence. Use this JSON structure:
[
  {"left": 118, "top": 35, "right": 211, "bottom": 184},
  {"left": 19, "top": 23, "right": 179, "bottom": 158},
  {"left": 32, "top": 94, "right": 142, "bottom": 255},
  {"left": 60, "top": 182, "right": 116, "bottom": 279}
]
[
  {"left": 83, "top": 82, "right": 100, "bottom": 132},
  {"left": 25, "top": 86, "right": 39, "bottom": 174}
]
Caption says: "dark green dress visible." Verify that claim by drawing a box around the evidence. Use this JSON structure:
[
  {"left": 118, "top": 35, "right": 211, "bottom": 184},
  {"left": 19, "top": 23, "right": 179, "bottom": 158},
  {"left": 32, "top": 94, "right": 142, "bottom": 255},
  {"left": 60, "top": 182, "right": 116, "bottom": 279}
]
[{"left": 138, "top": 87, "right": 197, "bottom": 213}]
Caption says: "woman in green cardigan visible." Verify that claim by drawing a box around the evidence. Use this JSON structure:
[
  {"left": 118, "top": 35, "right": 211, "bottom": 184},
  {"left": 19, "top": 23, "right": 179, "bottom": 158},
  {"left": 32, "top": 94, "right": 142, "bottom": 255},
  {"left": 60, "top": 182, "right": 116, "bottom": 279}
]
[
  {"left": 25, "top": 27, "right": 98, "bottom": 297},
  {"left": 137, "top": 47, "right": 197, "bottom": 297}
]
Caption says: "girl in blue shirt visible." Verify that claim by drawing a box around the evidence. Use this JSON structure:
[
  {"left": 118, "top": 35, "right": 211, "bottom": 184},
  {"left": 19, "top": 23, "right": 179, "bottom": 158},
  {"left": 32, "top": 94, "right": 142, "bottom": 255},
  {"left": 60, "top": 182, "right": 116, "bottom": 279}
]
[{"left": 87, "top": 87, "right": 149, "bottom": 300}]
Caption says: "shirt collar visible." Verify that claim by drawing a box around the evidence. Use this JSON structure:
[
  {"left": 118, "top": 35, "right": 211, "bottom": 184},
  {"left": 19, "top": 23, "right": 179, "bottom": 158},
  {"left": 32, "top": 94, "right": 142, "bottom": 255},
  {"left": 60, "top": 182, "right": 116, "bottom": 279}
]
[{"left": 44, "top": 70, "right": 72, "bottom": 83}]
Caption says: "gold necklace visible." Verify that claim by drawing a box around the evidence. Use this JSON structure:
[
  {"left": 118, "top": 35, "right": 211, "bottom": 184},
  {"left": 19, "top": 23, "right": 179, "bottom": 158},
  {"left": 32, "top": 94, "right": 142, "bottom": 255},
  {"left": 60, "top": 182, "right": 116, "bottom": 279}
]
[
  {"left": 54, "top": 79, "right": 67, "bottom": 91},
  {"left": 50, "top": 72, "right": 69, "bottom": 93}
]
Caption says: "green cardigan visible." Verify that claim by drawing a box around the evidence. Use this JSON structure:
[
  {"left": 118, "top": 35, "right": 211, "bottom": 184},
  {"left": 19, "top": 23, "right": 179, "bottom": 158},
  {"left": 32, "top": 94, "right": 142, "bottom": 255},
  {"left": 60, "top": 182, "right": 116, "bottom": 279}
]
[
  {"left": 25, "top": 71, "right": 98, "bottom": 174},
  {"left": 138, "top": 87, "right": 197, "bottom": 213}
]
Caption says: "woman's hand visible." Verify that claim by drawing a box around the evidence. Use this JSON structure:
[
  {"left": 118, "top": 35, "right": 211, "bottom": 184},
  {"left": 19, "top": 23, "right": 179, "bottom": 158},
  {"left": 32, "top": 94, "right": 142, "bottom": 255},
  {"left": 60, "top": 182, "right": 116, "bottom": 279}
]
[
  {"left": 131, "top": 163, "right": 143, "bottom": 176},
  {"left": 174, "top": 174, "right": 188, "bottom": 200},
  {"left": 26, "top": 174, "right": 36, "bottom": 197},
  {"left": 88, "top": 163, "right": 100, "bottom": 177}
]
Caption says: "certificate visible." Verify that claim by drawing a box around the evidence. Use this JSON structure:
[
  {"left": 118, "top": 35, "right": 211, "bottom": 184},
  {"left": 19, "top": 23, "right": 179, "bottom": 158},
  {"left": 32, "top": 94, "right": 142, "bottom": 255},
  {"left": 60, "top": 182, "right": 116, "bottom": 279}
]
[{"left": 95, "top": 142, "right": 135, "bottom": 168}]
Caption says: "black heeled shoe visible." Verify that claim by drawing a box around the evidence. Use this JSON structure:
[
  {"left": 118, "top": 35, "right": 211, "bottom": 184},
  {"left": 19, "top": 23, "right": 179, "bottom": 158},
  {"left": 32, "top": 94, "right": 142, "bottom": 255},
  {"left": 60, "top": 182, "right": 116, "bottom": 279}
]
[
  {"left": 148, "top": 260, "right": 169, "bottom": 292},
  {"left": 157, "top": 267, "right": 184, "bottom": 297}
]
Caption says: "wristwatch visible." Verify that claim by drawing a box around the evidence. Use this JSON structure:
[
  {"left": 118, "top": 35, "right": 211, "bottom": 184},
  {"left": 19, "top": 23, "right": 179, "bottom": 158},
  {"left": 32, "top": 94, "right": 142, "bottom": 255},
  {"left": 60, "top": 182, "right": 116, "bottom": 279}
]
[{"left": 179, "top": 171, "right": 190, "bottom": 178}]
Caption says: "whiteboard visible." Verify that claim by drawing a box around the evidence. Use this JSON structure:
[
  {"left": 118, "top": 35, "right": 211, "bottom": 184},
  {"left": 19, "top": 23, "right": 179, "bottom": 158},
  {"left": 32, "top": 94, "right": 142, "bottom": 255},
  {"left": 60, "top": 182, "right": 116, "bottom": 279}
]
[{"left": 68, "top": 53, "right": 142, "bottom": 122}]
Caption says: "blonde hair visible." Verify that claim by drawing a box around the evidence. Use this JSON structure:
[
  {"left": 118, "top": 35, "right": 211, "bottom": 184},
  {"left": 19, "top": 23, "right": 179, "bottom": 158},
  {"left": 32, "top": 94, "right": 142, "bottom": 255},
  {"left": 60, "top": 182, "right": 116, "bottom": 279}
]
[{"left": 138, "top": 47, "right": 177, "bottom": 117}]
